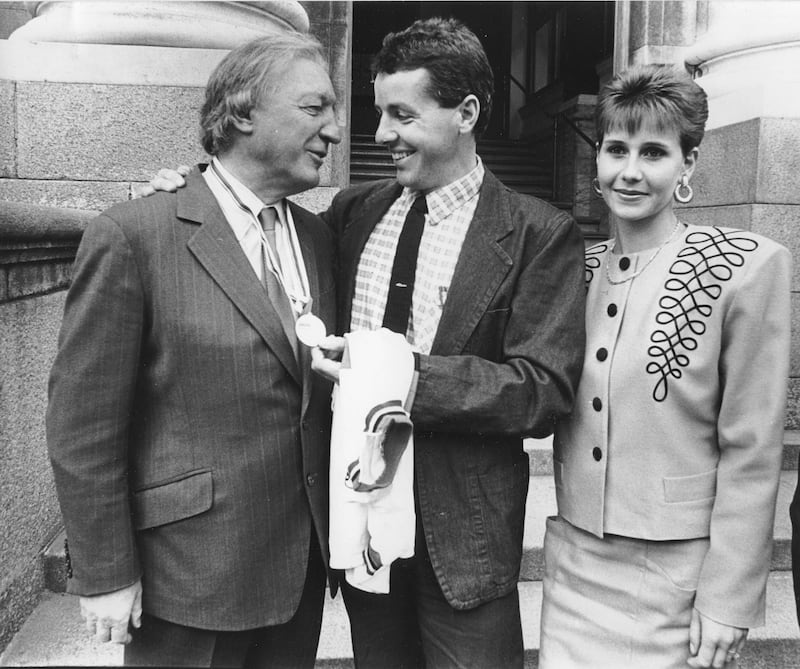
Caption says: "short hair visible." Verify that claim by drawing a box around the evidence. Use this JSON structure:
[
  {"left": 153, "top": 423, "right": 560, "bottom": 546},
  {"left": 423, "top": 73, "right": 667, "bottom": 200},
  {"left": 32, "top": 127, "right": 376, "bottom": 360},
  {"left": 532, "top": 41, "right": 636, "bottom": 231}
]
[
  {"left": 595, "top": 64, "right": 708, "bottom": 155},
  {"left": 372, "top": 17, "right": 494, "bottom": 138},
  {"left": 200, "top": 32, "right": 328, "bottom": 155}
]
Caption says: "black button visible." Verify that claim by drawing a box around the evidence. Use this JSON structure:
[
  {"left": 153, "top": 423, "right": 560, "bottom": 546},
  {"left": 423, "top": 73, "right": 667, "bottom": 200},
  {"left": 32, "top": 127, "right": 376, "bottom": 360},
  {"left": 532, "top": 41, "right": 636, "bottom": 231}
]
[
  {"left": 592, "top": 397, "right": 602, "bottom": 411},
  {"left": 306, "top": 474, "right": 317, "bottom": 486},
  {"left": 596, "top": 348, "right": 608, "bottom": 362},
  {"left": 592, "top": 447, "right": 603, "bottom": 461},
  {"left": 619, "top": 257, "right": 631, "bottom": 271},
  {"left": 607, "top": 303, "right": 617, "bottom": 317}
]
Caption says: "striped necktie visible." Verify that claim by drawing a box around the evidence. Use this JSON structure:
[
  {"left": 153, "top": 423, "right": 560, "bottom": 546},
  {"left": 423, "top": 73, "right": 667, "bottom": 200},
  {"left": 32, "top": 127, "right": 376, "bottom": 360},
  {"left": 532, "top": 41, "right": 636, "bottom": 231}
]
[{"left": 259, "top": 206, "right": 297, "bottom": 360}]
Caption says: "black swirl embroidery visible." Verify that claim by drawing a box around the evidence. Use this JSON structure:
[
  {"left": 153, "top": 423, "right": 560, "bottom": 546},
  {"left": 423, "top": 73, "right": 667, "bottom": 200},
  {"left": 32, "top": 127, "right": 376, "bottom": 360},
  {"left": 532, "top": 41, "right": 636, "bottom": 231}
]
[
  {"left": 647, "top": 228, "right": 759, "bottom": 402},
  {"left": 585, "top": 242, "right": 610, "bottom": 287}
]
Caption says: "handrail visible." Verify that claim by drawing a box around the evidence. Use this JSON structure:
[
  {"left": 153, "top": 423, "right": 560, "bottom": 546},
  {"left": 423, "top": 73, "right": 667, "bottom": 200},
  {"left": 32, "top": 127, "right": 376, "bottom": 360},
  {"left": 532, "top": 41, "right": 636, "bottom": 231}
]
[
  {"left": 521, "top": 84, "right": 596, "bottom": 150},
  {"left": 554, "top": 110, "right": 596, "bottom": 149},
  {"left": 509, "top": 73, "right": 527, "bottom": 97}
]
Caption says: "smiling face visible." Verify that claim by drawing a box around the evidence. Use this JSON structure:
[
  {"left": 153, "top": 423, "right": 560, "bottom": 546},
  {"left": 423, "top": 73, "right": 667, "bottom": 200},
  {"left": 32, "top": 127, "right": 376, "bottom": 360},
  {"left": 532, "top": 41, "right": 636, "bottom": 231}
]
[
  {"left": 241, "top": 57, "right": 341, "bottom": 198},
  {"left": 596, "top": 122, "right": 697, "bottom": 232},
  {"left": 373, "top": 68, "right": 478, "bottom": 193}
]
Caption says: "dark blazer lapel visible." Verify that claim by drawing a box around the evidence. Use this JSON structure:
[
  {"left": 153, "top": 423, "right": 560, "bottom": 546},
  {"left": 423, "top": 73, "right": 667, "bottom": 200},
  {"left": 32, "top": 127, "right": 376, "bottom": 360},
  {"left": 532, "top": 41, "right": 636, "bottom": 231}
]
[
  {"left": 430, "top": 171, "right": 514, "bottom": 356},
  {"left": 181, "top": 173, "right": 301, "bottom": 384},
  {"left": 340, "top": 182, "right": 402, "bottom": 320}
]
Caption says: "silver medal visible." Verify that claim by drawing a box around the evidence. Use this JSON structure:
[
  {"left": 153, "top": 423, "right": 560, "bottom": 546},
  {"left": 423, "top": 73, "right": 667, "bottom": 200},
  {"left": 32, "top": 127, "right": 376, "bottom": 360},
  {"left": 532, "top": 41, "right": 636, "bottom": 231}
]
[{"left": 295, "top": 313, "right": 327, "bottom": 347}]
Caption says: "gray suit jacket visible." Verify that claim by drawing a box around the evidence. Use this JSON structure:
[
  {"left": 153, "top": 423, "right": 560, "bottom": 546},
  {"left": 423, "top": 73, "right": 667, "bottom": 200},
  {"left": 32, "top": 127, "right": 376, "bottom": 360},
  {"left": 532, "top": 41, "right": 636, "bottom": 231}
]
[{"left": 47, "top": 169, "right": 336, "bottom": 630}]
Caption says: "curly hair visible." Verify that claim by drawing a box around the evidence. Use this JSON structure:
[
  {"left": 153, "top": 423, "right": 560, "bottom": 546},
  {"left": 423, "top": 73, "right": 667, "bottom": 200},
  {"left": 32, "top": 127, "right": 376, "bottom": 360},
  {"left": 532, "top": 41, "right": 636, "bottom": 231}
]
[
  {"left": 596, "top": 64, "right": 708, "bottom": 155},
  {"left": 372, "top": 17, "right": 494, "bottom": 138},
  {"left": 200, "top": 32, "right": 328, "bottom": 156}
]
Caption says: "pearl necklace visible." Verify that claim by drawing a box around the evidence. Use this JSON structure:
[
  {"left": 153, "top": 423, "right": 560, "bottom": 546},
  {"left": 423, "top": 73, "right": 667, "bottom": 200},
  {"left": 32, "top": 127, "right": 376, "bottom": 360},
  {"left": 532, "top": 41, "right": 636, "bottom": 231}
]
[{"left": 605, "top": 219, "right": 684, "bottom": 285}]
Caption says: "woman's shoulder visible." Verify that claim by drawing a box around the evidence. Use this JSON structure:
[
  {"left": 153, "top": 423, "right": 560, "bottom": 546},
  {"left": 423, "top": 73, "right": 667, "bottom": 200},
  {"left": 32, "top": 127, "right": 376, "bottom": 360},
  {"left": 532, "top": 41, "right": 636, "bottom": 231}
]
[{"left": 681, "top": 224, "right": 790, "bottom": 264}]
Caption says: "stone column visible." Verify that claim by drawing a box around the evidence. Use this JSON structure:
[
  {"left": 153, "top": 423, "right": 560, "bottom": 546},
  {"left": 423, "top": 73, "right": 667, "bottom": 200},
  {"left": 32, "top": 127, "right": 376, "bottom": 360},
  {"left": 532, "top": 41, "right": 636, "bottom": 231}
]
[
  {"left": 681, "top": 1, "right": 800, "bottom": 427},
  {"left": 0, "top": 0, "right": 350, "bottom": 212},
  {"left": 620, "top": 0, "right": 709, "bottom": 69}
]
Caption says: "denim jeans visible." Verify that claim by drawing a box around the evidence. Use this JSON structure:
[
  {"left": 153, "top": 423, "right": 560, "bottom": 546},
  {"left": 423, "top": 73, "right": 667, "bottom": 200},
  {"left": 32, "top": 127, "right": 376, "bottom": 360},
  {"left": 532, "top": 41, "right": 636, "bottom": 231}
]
[{"left": 341, "top": 520, "right": 524, "bottom": 669}]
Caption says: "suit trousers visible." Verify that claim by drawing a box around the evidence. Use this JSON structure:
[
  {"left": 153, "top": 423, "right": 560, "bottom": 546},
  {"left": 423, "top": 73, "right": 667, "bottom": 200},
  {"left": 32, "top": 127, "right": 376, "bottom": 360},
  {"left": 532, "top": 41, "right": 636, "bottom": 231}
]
[
  {"left": 124, "top": 537, "right": 326, "bottom": 668},
  {"left": 341, "top": 516, "right": 524, "bottom": 669}
]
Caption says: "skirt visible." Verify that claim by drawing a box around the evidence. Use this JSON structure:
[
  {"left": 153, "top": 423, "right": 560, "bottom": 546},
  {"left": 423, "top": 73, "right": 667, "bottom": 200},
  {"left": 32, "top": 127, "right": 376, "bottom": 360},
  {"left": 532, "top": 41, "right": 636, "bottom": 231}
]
[{"left": 539, "top": 515, "right": 710, "bottom": 669}]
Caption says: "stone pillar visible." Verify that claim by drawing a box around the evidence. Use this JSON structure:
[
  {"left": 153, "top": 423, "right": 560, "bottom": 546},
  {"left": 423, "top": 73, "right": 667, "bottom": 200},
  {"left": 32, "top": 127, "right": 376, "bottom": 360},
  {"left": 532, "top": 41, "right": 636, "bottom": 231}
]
[
  {"left": 554, "top": 95, "right": 605, "bottom": 232},
  {"left": 680, "top": 1, "right": 800, "bottom": 427},
  {"left": 617, "top": 0, "right": 709, "bottom": 68},
  {"left": 0, "top": 0, "right": 350, "bottom": 213}
]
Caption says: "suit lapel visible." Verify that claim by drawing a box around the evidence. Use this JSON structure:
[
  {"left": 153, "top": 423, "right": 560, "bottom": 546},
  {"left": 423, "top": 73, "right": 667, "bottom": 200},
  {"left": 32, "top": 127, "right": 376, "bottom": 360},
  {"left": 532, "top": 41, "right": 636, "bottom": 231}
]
[
  {"left": 431, "top": 171, "right": 514, "bottom": 356},
  {"left": 181, "top": 172, "right": 301, "bottom": 384}
]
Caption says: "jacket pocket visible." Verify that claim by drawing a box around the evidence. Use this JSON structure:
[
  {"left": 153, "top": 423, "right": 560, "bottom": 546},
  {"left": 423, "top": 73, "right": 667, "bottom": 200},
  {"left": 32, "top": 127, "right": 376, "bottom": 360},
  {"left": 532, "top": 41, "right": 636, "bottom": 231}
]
[
  {"left": 132, "top": 469, "right": 213, "bottom": 530},
  {"left": 662, "top": 468, "right": 717, "bottom": 503}
]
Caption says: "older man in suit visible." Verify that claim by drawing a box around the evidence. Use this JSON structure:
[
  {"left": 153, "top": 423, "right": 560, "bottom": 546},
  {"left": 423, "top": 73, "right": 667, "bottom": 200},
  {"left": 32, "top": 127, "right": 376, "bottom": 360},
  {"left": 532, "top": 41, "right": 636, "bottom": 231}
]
[{"left": 46, "top": 32, "right": 340, "bottom": 667}]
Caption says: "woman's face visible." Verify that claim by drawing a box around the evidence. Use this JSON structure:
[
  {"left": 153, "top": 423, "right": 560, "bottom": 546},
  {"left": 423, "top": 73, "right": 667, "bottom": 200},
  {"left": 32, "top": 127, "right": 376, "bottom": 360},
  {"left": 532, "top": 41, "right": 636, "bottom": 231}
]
[{"left": 596, "top": 122, "right": 697, "bottom": 229}]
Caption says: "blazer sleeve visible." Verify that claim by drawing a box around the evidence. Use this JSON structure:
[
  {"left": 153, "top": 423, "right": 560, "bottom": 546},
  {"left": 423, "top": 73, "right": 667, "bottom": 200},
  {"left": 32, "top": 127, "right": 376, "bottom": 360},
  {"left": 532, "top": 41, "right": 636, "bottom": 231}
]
[
  {"left": 694, "top": 242, "right": 791, "bottom": 627},
  {"left": 46, "top": 214, "right": 144, "bottom": 596},
  {"left": 411, "top": 211, "right": 586, "bottom": 439}
]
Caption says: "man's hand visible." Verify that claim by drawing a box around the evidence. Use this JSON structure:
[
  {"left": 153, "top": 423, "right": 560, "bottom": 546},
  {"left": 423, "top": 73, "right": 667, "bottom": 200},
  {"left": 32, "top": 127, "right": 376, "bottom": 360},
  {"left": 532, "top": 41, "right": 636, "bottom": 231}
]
[
  {"left": 135, "top": 165, "right": 191, "bottom": 198},
  {"left": 688, "top": 608, "right": 747, "bottom": 668},
  {"left": 311, "top": 335, "right": 345, "bottom": 383},
  {"left": 79, "top": 579, "right": 143, "bottom": 644}
]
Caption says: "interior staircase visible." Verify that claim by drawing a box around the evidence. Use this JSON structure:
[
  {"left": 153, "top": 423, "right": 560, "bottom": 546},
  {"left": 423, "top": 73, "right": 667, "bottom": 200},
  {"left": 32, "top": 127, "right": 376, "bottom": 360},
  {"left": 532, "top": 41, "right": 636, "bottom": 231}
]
[
  {"left": 350, "top": 134, "right": 555, "bottom": 199},
  {"left": 2, "top": 435, "right": 798, "bottom": 667}
]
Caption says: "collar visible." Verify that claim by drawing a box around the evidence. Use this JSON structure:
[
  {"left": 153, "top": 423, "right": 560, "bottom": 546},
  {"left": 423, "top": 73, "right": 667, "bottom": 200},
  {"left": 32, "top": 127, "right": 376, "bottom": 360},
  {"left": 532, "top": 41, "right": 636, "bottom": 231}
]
[
  {"left": 204, "top": 157, "right": 285, "bottom": 242},
  {"left": 401, "top": 157, "right": 484, "bottom": 226}
]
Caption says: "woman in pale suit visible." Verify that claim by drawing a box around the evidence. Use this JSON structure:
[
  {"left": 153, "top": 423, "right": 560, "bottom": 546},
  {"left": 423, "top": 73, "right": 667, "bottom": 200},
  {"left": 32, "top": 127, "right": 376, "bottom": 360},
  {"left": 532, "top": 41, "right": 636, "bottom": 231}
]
[{"left": 539, "top": 64, "right": 791, "bottom": 669}]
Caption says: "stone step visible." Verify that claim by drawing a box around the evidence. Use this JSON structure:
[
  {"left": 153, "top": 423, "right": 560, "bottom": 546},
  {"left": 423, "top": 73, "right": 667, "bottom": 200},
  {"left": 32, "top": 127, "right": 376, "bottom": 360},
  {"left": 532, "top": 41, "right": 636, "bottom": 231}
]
[
  {"left": 525, "top": 431, "right": 800, "bottom": 476},
  {"left": 3, "top": 573, "right": 797, "bottom": 668},
  {"left": 520, "top": 467, "right": 797, "bottom": 582}
]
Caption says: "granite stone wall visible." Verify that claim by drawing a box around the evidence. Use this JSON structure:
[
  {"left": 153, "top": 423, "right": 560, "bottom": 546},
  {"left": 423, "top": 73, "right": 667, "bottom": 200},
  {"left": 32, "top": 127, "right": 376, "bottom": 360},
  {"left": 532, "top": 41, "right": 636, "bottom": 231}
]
[{"left": 0, "top": 202, "right": 92, "bottom": 652}]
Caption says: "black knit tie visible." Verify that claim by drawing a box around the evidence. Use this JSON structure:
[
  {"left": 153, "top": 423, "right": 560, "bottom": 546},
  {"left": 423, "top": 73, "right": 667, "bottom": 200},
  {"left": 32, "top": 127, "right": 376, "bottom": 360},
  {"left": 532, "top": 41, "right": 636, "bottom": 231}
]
[{"left": 382, "top": 195, "right": 427, "bottom": 335}]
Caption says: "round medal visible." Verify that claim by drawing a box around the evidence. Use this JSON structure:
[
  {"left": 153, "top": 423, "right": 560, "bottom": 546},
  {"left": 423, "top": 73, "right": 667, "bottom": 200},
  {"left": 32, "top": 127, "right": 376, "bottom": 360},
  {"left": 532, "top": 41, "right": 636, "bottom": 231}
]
[{"left": 295, "top": 313, "right": 327, "bottom": 347}]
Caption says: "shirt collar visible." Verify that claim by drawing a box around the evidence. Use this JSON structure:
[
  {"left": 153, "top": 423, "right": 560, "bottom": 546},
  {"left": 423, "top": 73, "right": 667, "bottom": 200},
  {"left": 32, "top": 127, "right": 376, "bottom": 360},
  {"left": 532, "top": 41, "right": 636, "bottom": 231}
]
[
  {"left": 401, "top": 157, "right": 484, "bottom": 226},
  {"left": 206, "top": 157, "right": 285, "bottom": 241}
]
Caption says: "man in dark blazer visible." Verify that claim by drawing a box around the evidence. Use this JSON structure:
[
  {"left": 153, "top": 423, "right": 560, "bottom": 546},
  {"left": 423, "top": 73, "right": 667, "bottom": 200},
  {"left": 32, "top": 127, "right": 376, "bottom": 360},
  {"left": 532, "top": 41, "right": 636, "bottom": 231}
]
[
  {"left": 315, "top": 18, "right": 585, "bottom": 669},
  {"left": 46, "top": 33, "right": 340, "bottom": 667}
]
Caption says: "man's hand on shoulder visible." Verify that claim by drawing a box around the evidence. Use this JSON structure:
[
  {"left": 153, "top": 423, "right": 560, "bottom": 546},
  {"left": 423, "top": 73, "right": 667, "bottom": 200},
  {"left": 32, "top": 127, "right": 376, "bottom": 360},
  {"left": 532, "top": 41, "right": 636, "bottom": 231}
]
[
  {"left": 134, "top": 165, "right": 192, "bottom": 198},
  {"left": 79, "top": 579, "right": 143, "bottom": 644}
]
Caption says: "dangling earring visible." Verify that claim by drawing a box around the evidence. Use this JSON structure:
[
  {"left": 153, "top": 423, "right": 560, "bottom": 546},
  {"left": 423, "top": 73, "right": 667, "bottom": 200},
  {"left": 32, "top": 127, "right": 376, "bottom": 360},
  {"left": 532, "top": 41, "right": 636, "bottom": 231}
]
[
  {"left": 674, "top": 175, "right": 693, "bottom": 203},
  {"left": 592, "top": 177, "right": 603, "bottom": 197}
]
